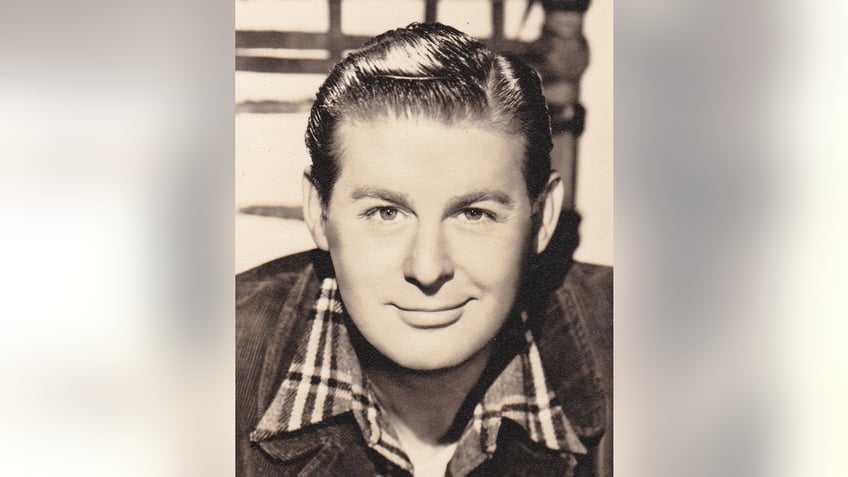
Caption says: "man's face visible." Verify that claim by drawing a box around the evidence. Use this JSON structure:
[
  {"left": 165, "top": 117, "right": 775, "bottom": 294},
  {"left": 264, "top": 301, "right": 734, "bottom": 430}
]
[{"left": 316, "top": 117, "right": 535, "bottom": 371}]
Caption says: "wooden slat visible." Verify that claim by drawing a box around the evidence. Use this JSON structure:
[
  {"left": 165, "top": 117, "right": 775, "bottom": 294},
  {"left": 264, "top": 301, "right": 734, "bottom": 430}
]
[
  {"left": 490, "top": 39, "right": 529, "bottom": 56},
  {"left": 424, "top": 0, "right": 438, "bottom": 23},
  {"left": 328, "top": 0, "right": 342, "bottom": 33},
  {"left": 236, "top": 100, "right": 313, "bottom": 114},
  {"left": 328, "top": 0, "right": 343, "bottom": 60},
  {"left": 492, "top": 0, "right": 505, "bottom": 42},
  {"left": 236, "top": 31, "right": 372, "bottom": 51},
  {"left": 236, "top": 39, "right": 531, "bottom": 73},
  {"left": 237, "top": 31, "right": 329, "bottom": 49},
  {"left": 238, "top": 205, "right": 304, "bottom": 220},
  {"left": 236, "top": 31, "right": 529, "bottom": 58},
  {"left": 541, "top": 0, "right": 590, "bottom": 13},
  {"left": 236, "top": 56, "right": 337, "bottom": 75}
]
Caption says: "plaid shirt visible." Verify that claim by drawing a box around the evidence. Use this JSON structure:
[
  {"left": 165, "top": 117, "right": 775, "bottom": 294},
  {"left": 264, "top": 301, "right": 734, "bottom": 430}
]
[{"left": 251, "top": 278, "right": 586, "bottom": 476}]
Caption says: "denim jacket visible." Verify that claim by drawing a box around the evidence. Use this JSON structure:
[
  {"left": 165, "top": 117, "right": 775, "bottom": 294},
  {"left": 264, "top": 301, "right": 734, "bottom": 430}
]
[{"left": 236, "top": 249, "right": 612, "bottom": 477}]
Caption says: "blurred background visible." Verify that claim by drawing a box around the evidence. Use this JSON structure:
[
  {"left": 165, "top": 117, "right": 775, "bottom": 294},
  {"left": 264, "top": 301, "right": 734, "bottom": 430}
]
[
  {"left": 235, "top": 0, "right": 613, "bottom": 272},
  {"left": 3, "top": 1, "right": 848, "bottom": 476}
]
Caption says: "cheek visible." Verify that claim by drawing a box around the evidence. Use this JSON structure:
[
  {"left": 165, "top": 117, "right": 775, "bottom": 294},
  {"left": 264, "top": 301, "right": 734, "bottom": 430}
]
[
  {"left": 324, "top": 220, "right": 405, "bottom": 286},
  {"left": 449, "top": 227, "right": 532, "bottom": 282}
]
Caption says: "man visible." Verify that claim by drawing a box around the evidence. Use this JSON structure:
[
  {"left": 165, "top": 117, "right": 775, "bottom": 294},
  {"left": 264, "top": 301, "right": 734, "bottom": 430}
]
[{"left": 237, "top": 23, "right": 611, "bottom": 477}]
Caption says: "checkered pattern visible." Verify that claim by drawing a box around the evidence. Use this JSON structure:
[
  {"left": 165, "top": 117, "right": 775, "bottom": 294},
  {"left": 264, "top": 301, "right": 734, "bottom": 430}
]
[
  {"left": 251, "top": 278, "right": 585, "bottom": 475},
  {"left": 468, "top": 313, "right": 587, "bottom": 458}
]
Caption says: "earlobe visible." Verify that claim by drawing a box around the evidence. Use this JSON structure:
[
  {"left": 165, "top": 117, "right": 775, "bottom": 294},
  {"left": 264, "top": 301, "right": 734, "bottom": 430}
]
[
  {"left": 301, "top": 170, "right": 330, "bottom": 251},
  {"left": 534, "top": 172, "right": 565, "bottom": 254}
]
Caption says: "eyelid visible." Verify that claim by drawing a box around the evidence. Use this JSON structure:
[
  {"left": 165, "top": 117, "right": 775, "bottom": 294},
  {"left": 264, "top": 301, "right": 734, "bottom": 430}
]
[
  {"left": 362, "top": 205, "right": 411, "bottom": 221},
  {"left": 456, "top": 206, "right": 498, "bottom": 221}
]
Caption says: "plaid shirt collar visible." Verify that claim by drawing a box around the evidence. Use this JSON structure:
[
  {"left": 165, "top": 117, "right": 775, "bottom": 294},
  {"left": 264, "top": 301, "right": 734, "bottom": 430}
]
[{"left": 251, "top": 278, "right": 586, "bottom": 475}]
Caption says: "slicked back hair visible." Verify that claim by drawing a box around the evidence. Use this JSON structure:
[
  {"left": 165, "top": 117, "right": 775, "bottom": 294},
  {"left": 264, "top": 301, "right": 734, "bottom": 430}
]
[{"left": 305, "top": 22, "right": 553, "bottom": 206}]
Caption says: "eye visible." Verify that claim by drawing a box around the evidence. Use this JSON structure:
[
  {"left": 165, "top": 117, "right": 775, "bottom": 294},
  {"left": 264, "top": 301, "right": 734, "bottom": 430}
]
[
  {"left": 461, "top": 208, "right": 493, "bottom": 222},
  {"left": 378, "top": 207, "right": 399, "bottom": 221},
  {"left": 364, "top": 206, "right": 402, "bottom": 222}
]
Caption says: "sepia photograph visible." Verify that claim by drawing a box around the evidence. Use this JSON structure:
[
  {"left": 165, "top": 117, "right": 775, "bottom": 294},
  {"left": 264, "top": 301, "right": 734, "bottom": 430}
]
[
  {"left": 235, "top": 1, "right": 612, "bottom": 475},
  {"left": 8, "top": 1, "right": 848, "bottom": 476}
]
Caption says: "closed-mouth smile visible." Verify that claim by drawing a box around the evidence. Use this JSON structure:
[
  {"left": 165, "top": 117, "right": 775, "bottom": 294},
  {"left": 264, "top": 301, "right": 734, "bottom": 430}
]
[{"left": 391, "top": 299, "right": 472, "bottom": 329}]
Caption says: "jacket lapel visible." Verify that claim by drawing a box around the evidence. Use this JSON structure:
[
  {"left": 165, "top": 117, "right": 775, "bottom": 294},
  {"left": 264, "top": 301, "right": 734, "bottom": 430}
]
[
  {"left": 468, "top": 419, "right": 575, "bottom": 477},
  {"left": 256, "top": 417, "right": 376, "bottom": 477},
  {"left": 256, "top": 263, "right": 322, "bottom": 417}
]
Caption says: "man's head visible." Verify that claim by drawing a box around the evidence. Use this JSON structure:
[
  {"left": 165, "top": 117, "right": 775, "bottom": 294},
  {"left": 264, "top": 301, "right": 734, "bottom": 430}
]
[{"left": 302, "top": 23, "right": 564, "bottom": 372}]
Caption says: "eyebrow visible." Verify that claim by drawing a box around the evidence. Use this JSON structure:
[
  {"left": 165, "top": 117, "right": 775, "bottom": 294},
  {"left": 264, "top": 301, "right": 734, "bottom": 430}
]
[
  {"left": 349, "top": 187, "right": 516, "bottom": 211},
  {"left": 446, "top": 190, "right": 515, "bottom": 211},
  {"left": 350, "top": 187, "right": 413, "bottom": 209}
]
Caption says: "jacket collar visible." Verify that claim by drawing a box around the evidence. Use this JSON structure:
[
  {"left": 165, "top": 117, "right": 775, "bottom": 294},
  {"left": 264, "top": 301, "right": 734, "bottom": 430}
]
[{"left": 251, "top": 274, "right": 590, "bottom": 472}]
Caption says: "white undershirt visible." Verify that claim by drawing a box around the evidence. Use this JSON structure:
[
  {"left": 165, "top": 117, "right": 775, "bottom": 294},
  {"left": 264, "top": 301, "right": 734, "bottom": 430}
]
[{"left": 406, "top": 441, "right": 458, "bottom": 477}]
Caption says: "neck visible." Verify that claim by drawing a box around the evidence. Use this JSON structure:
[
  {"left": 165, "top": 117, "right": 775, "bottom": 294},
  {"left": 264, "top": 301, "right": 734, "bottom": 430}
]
[{"left": 363, "top": 345, "right": 493, "bottom": 446}]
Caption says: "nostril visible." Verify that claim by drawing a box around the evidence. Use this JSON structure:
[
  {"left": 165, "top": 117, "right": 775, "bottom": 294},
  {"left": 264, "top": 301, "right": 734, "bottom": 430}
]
[
  {"left": 404, "top": 273, "right": 452, "bottom": 296},
  {"left": 403, "top": 258, "right": 453, "bottom": 295},
  {"left": 403, "top": 252, "right": 454, "bottom": 292}
]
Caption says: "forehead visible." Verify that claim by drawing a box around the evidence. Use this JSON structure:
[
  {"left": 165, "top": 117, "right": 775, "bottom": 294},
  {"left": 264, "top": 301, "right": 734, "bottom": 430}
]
[{"left": 332, "top": 117, "right": 528, "bottom": 202}]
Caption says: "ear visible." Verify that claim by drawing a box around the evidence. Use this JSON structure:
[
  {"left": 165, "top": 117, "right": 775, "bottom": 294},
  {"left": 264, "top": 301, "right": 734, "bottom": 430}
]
[
  {"left": 301, "top": 169, "right": 330, "bottom": 251},
  {"left": 533, "top": 172, "right": 565, "bottom": 254}
]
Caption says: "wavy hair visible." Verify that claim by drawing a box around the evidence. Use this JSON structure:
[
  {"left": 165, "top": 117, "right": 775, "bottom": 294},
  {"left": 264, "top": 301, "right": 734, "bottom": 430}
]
[{"left": 305, "top": 22, "right": 553, "bottom": 206}]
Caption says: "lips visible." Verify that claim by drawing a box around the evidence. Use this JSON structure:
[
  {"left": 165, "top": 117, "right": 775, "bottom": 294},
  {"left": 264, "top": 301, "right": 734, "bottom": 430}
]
[{"left": 391, "top": 299, "right": 471, "bottom": 329}]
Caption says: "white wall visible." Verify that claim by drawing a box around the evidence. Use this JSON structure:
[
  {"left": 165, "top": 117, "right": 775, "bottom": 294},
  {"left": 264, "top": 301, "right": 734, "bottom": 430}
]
[
  {"left": 235, "top": 0, "right": 613, "bottom": 271},
  {"left": 573, "top": 0, "right": 614, "bottom": 266}
]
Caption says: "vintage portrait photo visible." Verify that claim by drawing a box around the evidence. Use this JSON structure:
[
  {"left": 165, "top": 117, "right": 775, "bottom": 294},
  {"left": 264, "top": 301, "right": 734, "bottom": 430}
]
[
  {"left": 235, "top": 1, "right": 612, "bottom": 475},
  {"left": 11, "top": 0, "right": 848, "bottom": 476}
]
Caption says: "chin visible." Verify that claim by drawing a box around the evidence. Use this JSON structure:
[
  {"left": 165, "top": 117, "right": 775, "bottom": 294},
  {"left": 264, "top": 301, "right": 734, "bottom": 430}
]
[
  {"left": 391, "top": 354, "right": 461, "bottom": 373},
  {"left": 379, "top": 340, "right": 488, "bottom": 373}
]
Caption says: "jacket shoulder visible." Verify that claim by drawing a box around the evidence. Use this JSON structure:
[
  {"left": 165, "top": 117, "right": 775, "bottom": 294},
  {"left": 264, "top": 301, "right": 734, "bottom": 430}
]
[
  {"left": 536, "top": 261, "right": 613, "bottom": 436},
  {"left": 543, "top": 261, "right": 613, "bottom": 477},
  {"left": 236, "top": 250, "right": 324, "bottom": 435},
  {"left": 236, "top": 248, "right": 325, "bottom": 357},
  {"left": 561, "top": 262, "right": 613, "bottom": 354},
  {"left": 237, "top": 250, "right": 317, "bottom": 299}
]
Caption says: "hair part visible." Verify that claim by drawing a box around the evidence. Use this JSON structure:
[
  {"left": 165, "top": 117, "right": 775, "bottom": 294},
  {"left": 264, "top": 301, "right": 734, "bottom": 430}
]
[{"left": 305, "top": 22, "right": 553, "bottom": 206}]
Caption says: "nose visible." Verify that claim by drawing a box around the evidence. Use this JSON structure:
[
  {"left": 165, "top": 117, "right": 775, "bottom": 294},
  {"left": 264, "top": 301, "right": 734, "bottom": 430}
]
[{"left": 403, "top": 222, "right": 454, "bottom": 294}]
